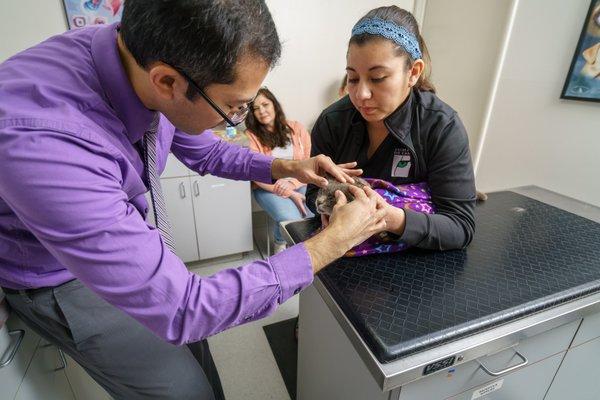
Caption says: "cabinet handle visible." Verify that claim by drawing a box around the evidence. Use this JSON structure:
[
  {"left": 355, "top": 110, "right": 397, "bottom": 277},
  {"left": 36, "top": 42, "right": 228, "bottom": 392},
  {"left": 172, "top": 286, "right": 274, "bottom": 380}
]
[
  {"left": 55, "top": 348, "right": 67, "bottom": 371},
  {"left": 179, "top": 182, "right": 186, "bottom": 198},
  {"left": 40, "top": 343, "right": 68, "bottom": 371},
  {"left": 193, "top": 181, "right": 200, "bottom": 197},
  {"left": 477, "top": 348, "right": 528, "bottom": 377},
  {"left": 0, "top": 329, "right": 25, "bottom": 369}
]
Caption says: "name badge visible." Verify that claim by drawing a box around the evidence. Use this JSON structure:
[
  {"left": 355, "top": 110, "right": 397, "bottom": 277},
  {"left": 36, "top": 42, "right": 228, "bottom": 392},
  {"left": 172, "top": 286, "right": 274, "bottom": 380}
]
[{"left": 392, "top": 148, "right": 411, "bottom": 177}]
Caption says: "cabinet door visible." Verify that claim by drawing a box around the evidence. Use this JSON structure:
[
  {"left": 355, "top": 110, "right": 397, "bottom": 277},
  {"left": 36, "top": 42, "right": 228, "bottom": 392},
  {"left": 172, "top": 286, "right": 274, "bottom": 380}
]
[
  {"left": 161, "top": 177, "right": 200, "bottom": 263},
  {"left": 15, "top": 343, "right": 75, "bottom": 400},
  {"left": 0, "top": 317, "right": 41, "bottom": 400},
  {"left": 191, "top": 175, "right": 253, "bottom": 260},
  {"left": 161, "top": 153, "right": 189, "bottom": 178},
  {"left": 447, "top": 352, "right": 564, "bottom": 400},
  {"left": 545, "top": 336, "right": 600, "bottom": 400}
]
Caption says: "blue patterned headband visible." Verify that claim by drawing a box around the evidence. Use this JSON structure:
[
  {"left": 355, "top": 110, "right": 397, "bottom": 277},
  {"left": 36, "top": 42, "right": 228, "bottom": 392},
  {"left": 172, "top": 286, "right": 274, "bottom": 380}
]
[{"left": 351, "top": 18, "right": 422, "bottom": 60}]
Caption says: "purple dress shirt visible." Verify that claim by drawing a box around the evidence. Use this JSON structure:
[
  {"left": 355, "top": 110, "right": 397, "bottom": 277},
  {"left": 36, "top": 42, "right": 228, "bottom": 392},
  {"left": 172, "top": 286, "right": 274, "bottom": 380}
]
[{"left": 0, "top": 23, "right": 313, "bottom": 344}]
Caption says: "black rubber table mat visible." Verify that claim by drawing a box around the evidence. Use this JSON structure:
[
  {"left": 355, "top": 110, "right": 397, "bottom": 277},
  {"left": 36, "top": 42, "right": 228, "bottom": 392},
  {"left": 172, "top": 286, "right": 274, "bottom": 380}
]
[{"left": 286, "top": 191, "right": 600, "bottom": 363}]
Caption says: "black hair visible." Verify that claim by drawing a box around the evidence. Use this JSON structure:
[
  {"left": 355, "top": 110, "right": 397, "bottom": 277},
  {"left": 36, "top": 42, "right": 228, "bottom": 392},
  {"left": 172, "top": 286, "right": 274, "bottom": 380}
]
[
  {"left": 121, "top": 0, "right": 281, "bottom": 99},
  {"left": 350, "top": 6, "right": 435, "bottom": 92}
]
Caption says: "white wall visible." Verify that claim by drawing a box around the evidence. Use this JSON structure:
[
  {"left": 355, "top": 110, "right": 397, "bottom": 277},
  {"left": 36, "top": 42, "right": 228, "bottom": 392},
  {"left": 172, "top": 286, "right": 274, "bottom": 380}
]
[
  {"left": 264, "top": 0, "right": 415, "bottom": 129},
  {"left": 421, "top": 0, "right": 513, "bottom": 153},
  {"left": 0, "top": 0, "right": 67, "bottom": 62},
  {"left": 475, "top": 0, "right": 600, "bottom": 206},
  {"left": 1, "top": 0, "right": 418, "bottom": 131}
]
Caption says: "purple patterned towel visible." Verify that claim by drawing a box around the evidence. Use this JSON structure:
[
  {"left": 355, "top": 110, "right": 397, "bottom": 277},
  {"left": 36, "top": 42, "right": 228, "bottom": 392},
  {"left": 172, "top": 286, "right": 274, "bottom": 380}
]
[{"left": 344, "top": 179, "right": 435, "bottom": 257}]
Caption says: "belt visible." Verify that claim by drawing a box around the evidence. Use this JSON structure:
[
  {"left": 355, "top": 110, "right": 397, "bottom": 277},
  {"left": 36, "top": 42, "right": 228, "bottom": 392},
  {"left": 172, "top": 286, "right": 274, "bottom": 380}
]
[{"left": 2, "top": 284, "right": 63, "bottom": 296}]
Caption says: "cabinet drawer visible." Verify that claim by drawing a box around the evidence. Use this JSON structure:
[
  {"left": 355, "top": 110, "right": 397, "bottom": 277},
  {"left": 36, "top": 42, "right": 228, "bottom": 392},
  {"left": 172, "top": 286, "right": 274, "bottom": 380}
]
[
  {"left": 399, "top": 319, "right": 580, "bottom": 400},
  {"left": 448, "top": 352, "right": 564, "bottom": 400},
  {"left": 0, "top": 316, "right": 41, "bottom": 400},
  {"left": 546, "top": 335, "right": 600, "bottom": 400},
  {"left": 571, "top": 311, "right": 600, "bottom": 347}
]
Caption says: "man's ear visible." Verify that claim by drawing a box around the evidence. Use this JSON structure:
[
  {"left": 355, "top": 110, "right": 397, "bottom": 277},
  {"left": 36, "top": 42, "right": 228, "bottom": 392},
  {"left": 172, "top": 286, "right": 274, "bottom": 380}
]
[
  {"left": 147, "top": 64, "right": 187, "bottom": 101},
  {"left": 582, "top": 42, "right": 600, "bottom": 64}
]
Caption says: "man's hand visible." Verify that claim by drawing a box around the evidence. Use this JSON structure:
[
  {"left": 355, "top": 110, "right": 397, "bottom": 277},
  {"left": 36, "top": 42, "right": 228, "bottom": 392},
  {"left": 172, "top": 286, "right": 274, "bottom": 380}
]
[
  {"left": 273, "top": 179, "right": 294, "bottom": 198},
  {"left": 304, "top": 185, "right": 387, "bottom": 273},
  {"left": 272, "top": 156, "right": 362, "bottom": 188}
]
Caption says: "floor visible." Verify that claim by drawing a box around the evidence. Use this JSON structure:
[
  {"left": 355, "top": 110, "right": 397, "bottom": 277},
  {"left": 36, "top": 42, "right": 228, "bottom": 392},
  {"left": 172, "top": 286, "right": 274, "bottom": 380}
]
[{"left": 187, "top": 213, "right": 295, "bottom": 400}]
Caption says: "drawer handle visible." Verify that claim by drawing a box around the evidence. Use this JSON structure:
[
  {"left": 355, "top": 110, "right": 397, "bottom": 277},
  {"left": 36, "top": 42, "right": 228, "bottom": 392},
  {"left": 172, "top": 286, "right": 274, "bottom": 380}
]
[
  {"left": 193, "top": 181, "right": 200, "bottom": 197},
  {"left": 0, "top": 329, "right": 25, "bottom": 369},
  {"left": 477, "top": 349, "right": 528, "bottom": 377},
  {"left": 40, "top": 343, "right": 68, "bottom": 371},
  {"left": 179, "top": 182, "right": 186, "bottom": 198}
]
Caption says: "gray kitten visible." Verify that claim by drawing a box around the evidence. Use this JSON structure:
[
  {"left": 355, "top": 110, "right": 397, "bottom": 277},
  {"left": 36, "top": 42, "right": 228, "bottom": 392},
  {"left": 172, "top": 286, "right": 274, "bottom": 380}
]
[{"left": 315, "top": 176, "right": 370, "bottom": 216}]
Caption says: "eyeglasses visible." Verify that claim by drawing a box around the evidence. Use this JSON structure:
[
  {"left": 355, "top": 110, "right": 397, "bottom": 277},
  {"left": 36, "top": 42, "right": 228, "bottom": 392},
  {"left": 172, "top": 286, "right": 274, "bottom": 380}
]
[{"left": 171, "top": 66, "right": 251, "bottom": 127}]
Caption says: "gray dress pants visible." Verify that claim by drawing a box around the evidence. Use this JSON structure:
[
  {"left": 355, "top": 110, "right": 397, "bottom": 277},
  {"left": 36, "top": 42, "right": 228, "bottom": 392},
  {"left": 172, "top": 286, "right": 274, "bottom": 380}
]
[{"left": 4, "top": 279, "right": 225, "bottom": 400}]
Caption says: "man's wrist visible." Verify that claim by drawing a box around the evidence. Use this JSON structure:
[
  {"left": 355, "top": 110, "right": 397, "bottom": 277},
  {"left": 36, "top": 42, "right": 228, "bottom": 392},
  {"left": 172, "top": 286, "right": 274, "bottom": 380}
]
[
  {"left": 304, "top": 228, "right": 347, "bottom": 274},
  {"left": 272, "top": 159, "right": 297, "bottom": 180}
]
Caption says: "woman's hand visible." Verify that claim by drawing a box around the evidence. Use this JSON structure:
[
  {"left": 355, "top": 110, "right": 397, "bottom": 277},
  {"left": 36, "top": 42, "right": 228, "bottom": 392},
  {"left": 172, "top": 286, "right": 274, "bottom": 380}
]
[
  {"left": 272, "top": 156, "right": 363, "bottom": 188},
  {"left": 367, "top": 187, "right": 407, "bottom": 236},
  {"left": 288, "top": 191, "right": 307, "bottom": 217},
  {"left": 273, "top": 179, "right": 294, "bottom": 198}
]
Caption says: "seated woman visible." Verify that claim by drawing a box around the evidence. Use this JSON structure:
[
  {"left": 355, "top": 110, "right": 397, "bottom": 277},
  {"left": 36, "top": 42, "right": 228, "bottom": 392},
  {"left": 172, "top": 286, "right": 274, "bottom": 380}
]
[
  {"left": 306, "top": 6, "right": 476, "bottom": 251},
  {"left": 246, "top": 87, "right": 314, "bottom": 254}
]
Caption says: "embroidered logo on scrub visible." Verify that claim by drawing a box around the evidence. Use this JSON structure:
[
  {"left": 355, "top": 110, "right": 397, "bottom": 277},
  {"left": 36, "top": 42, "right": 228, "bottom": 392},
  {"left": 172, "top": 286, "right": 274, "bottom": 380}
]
[{"left": 392, "top": 148, "right": 411, "bottom": 177}]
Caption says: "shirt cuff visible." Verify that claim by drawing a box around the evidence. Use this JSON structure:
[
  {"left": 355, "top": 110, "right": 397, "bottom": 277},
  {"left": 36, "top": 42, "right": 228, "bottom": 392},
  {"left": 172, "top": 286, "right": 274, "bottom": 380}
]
[
  {"left": 269, "top": 243, "right": 314, "bottom": 303},
  {"left": 399, "top": 208, "right": 429, "bottom": 246},
  {"left": 250, "top": 152, "right": 274, "bottom": 184}
]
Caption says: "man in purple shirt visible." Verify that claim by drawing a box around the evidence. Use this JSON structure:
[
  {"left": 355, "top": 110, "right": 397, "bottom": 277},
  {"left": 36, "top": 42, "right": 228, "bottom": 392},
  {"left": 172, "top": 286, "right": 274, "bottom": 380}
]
[{"left": 0, "top": 1, "right": 387, "bottom": 399}]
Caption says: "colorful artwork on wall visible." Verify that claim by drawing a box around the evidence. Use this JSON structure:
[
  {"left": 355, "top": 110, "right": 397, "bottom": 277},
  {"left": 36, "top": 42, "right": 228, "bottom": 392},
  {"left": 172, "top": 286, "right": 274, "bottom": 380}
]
[{"left": 562, "top": 0, "right": 600, "bottom": 102}]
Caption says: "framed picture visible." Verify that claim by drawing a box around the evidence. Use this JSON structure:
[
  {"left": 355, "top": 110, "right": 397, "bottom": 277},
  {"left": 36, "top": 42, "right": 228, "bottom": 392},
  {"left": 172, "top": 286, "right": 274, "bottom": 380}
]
[
  {"left": 561, "top": 0, "right": 600, "bottom": 102},
  {"left": 62, "top": 0, "right": 124, "bottom": 30}
]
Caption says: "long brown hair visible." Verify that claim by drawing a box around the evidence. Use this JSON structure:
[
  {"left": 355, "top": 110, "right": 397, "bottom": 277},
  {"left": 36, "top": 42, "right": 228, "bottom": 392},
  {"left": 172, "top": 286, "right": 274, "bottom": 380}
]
[
  {"left": 349, "top": 6, "right": 435, "bottom": 92},
  {"left": 245, "top": 87, "right": 292, "bottom": 149}
]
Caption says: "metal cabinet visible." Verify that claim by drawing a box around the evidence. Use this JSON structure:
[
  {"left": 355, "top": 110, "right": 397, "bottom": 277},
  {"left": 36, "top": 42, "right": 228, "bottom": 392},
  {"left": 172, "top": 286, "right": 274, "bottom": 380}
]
[
  {"left": 447, "top": 352, "right": 564, "bottom": 400},
  {"left": 399, "top": 320, "right": 579, "bottom": 400},
  {"left": 1, "top": 314, "right": 110, "bottom": 400},
  {"left": 0, "top": 317, "right": 41, "bottom": 400},
  {"left": 14, "top": 342, "right": 74, "bottom": 400},
  {"left": 545, "top": 313, "right": 600, "bottom": 400}
]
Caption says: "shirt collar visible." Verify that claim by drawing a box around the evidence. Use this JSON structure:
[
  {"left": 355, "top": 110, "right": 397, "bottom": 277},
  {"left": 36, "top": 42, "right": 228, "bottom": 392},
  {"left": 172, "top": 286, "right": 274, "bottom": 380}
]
[
  {"left": 383, "top": 89, "right": 414, "bottom": 140},
  {"left": 91, "top": 23, "right": 153, "bottom": 143}
]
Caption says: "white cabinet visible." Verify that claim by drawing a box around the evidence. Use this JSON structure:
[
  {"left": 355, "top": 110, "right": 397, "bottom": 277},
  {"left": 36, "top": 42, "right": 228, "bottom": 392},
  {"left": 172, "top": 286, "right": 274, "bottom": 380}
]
[
  {"left": 160, "top": 154, "right": 254, "bottom": 262},
  {"left": 191, "top": 174, "right": 253, "bottom": 260},
  {"left": 162, "top": 177, "right": 200, "bottom": 263}
]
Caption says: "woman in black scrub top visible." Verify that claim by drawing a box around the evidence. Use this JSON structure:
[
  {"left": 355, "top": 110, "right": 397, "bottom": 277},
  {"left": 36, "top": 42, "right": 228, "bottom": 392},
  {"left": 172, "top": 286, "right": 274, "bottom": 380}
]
[{"left": 307, "top": 6, "right": 477, "bottom": 251}]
